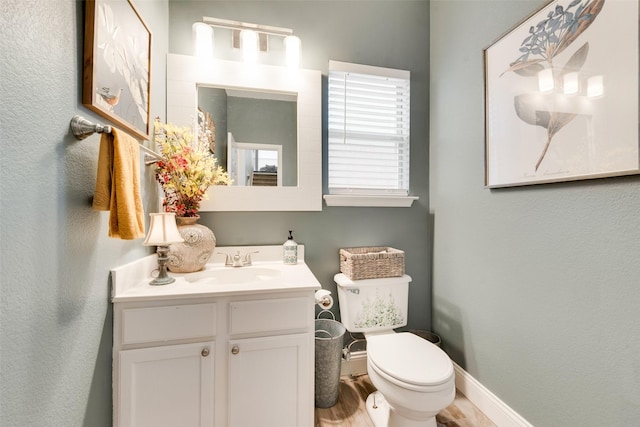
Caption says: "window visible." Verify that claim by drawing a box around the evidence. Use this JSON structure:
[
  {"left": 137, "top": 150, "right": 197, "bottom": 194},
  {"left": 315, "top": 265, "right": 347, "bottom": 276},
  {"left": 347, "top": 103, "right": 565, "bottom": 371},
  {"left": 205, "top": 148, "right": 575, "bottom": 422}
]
[{"left": 326, "top": 61, "right": 415, "bottom": 207}]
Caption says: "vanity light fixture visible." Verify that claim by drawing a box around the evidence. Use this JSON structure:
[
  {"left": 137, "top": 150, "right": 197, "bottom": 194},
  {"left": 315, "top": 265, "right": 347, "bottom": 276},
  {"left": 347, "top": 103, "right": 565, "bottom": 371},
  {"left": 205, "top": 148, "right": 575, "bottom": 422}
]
[
  {"left": 143, "top": 212, "right": 184, "bottom": 286},
  {"left": 197, "top": 16, "right": 301, "bottom": 67}
]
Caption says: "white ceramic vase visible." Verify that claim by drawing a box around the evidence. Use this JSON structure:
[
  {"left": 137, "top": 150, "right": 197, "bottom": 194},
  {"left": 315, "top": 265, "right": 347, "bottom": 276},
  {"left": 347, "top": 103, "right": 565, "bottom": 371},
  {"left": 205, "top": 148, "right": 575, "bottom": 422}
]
[{"left": 167, "top": 215, "right": 216, "bottom": 273}]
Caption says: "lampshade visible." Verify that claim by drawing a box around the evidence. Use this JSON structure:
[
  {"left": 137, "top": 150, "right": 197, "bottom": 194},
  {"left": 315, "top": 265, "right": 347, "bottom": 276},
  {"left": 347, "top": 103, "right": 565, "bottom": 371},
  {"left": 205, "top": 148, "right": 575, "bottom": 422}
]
[
  {"left": 193, "top": 22, "right": 214, "bottom": 59},
  {"left": 143, "top": 213, "right": 184, "bottom": 246},
  {"left": 284, "top": 35, "right": 301, "bottom": 69},
  {"left": 241, "top": 29, "right": 258, "bottom": 63}
]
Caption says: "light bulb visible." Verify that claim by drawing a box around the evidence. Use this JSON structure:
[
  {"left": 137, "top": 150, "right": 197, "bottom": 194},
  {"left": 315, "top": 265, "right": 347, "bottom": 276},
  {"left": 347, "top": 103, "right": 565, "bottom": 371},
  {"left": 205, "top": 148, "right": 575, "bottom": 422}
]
[
  {"left": 538, "top": 68, "right": 554, "bottom": 93},
  {"left": 563, "top": 72, "right": 579, "bottom": 95},
  {"left": 241, "top": 29, "right": 258, "bottom": 63},
  {"left": 284, "top": 35, "right": 301, "bottom": 68},
  {"left": 192, "top": 23, "right": 213, "bottom": 59}
]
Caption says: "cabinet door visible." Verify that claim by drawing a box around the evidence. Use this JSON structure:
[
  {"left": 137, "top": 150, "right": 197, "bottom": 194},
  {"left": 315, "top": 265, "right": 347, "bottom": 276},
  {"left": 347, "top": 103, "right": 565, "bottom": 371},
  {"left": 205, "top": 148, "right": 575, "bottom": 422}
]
[
  {"left": 228, "top": 334, "right": 311, "bottom": 427},
  {"left": 119, "top": 342, "right": 215, "bottom": 427}
]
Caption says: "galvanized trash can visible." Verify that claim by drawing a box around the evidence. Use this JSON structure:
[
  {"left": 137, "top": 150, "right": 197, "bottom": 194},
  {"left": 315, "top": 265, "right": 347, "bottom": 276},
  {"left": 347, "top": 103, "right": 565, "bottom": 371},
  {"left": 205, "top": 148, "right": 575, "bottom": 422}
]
[{"left": 314, "top": 318, "right": 346, "bottom": 408}]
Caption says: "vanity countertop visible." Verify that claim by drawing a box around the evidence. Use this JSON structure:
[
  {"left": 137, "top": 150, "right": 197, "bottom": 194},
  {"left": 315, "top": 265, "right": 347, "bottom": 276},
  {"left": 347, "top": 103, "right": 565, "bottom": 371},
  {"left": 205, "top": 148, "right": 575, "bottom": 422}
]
[{"left": 111, "top": 245, "right": 321, "bottom": 302}]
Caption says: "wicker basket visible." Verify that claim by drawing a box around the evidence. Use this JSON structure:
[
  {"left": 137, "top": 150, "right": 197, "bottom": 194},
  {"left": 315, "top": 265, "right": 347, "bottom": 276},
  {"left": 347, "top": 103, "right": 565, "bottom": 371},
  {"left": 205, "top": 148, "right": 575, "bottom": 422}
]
[{"left": 339, "top": 247, "right": 405, "bottom": 280}]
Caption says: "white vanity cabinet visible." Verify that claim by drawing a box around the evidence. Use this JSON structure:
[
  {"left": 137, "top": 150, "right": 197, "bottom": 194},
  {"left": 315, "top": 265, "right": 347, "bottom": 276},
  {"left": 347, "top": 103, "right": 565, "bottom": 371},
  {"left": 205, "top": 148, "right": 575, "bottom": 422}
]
[
  {"left": 114, "top": 302, "right": 218, "bottom": 427},
  {"left": 119, "top": 341, "right": 215, "bottom": 427},
  {"left": 111, "top": 248, "right": 320, "bottom": 427},
  {"left": 226, "top": 297, "right": 313, "bottom": 426},
  {"left": 114, "top": 294, "right": 314, "bottom": 427}
]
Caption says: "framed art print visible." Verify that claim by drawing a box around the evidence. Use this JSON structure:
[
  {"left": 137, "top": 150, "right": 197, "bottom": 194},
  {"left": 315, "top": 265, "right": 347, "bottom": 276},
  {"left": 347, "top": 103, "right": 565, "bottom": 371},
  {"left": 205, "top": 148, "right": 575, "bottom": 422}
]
[
  {"left": 83, "top": 0, "right": 151, "bottom": 140},
  {"left": 484, "top": 0, "right": 639, "bottom": 187}
]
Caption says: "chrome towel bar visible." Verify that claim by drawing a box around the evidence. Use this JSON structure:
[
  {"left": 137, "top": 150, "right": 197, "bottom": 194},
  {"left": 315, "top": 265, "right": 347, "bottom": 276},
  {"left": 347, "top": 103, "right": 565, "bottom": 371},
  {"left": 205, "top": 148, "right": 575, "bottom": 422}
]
[{"left": 70, "top": 115, "right": 163, "bottom": 164}]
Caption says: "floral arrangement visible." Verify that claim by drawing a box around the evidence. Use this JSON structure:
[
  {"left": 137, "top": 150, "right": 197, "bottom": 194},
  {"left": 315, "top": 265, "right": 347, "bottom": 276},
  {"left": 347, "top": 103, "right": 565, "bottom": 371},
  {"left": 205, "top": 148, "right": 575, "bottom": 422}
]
[{"left": 154, "top": 119, "right": 231, "bottom": 217}]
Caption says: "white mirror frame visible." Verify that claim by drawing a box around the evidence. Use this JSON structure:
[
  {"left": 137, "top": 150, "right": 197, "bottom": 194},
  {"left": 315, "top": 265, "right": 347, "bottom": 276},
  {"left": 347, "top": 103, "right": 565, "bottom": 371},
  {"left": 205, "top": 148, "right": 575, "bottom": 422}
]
[{"left": 167, "top": 53, "right": 322, "bottom": 211}]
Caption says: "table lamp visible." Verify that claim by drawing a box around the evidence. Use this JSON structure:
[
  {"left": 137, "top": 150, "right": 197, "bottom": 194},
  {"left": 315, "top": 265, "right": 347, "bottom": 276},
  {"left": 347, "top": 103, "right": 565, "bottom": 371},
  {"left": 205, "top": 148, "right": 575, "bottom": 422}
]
[{"left": 143, "top": 212, "right": 184, "bottom": 285}]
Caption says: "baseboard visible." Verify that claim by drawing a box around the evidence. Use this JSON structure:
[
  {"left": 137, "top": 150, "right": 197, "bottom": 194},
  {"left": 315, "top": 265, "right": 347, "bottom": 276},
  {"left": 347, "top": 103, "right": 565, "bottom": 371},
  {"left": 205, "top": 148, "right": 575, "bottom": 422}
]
[
  {"left": 452, "top": 362, "right": 533, "bottom": 427},
  {"left": 340, "top": 350, "right": 368, "bottom": 377},
  {"left": 340, "top": 353, "right": 532, "bottom": 427}
]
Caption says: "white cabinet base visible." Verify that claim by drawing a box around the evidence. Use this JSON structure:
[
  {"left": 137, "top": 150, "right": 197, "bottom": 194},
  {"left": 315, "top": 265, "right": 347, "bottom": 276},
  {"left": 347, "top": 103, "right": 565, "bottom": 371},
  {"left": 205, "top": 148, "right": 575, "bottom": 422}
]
[
  {"left": 228, "top": 334, "right": 311, "bottom": 426},
  {"left": 113, "top": 293, "right": 316, "bottom": 427},
  {"left": 119, "top": 342, "right": 215, "bottom": 427}
]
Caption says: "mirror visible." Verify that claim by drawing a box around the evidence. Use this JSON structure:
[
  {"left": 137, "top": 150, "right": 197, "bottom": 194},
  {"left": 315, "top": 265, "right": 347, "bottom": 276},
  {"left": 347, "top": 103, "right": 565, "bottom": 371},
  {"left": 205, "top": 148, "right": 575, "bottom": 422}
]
[
  {"left": 197, "top": 86, "right": 297, "bottom": 186},
  {"left": 167, "top": 54, "right": 321, "bottom": 211}
]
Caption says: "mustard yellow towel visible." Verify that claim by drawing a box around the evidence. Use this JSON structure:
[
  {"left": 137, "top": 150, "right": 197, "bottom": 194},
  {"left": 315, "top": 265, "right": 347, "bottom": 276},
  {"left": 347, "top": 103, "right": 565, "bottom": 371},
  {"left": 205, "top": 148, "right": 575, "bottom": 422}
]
[{"left": 93, "top": 128, "right": 145, "bottom": 240}]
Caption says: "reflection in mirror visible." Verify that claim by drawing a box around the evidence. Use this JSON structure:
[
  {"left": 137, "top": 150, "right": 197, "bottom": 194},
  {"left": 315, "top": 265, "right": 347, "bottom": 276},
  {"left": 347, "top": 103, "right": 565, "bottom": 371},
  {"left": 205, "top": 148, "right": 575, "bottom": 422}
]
[
  {"left": 197, "top": 86, "right": 297, "bottom": 186},
  {"left": 228, "top": 134, "right": 283, "bottom": 186},
  {"left": 167, "top": 54, "right": 321, "bottom": 211}
]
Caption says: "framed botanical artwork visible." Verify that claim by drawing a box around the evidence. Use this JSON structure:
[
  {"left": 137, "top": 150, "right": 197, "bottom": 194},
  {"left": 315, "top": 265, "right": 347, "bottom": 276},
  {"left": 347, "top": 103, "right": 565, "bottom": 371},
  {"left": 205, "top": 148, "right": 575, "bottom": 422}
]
[
  {"left": 83, "top": 0, "right": 151, "bottom": 140},
  {"left": 484, "top": 0, "right": 639, "bottom": 188}
]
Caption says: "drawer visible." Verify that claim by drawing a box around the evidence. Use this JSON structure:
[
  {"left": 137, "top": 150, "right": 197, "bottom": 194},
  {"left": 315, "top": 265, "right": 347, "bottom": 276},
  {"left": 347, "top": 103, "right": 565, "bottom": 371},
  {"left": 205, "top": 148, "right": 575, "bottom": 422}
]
[
  {"left": 122, "top": 303, "right": 217, "bottom": 345},
  {"left": 229, "top": 297, "right": 311, "bottom": 335}
]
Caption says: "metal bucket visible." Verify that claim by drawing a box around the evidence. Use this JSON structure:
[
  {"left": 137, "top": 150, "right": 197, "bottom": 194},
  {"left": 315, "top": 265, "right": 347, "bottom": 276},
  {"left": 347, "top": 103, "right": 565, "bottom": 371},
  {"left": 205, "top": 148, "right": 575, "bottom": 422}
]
[{"left": 314, "top": 318, "right": 346, "bottom": 408}]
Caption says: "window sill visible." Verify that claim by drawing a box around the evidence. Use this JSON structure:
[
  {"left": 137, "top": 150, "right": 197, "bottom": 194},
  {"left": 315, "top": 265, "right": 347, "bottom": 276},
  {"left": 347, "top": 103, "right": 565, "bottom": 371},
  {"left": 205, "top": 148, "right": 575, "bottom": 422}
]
[{"left": 323, "top": 195, "right": 419, "bottom": 207}]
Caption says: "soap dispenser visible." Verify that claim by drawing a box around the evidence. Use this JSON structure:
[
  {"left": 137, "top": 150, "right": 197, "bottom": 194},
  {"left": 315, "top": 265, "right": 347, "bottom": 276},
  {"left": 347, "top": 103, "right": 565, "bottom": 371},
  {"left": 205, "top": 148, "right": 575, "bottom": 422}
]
[{"left": 283, "top": 230, "right": 298, "bottom": 265}]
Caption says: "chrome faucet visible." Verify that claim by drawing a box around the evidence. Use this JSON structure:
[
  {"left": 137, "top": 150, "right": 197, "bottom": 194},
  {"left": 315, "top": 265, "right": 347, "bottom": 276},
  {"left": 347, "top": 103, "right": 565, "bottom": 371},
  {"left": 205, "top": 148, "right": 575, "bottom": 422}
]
[{"left": 219, "top": 250, "right": 259, "bottom": 267}]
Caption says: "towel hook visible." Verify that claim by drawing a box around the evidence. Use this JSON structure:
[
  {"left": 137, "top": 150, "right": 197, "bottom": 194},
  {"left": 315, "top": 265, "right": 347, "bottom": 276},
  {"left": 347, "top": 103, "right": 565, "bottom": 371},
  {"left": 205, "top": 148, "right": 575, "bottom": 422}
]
[{"left": 70, "top": 115, "right": 112, "bottom": 140}]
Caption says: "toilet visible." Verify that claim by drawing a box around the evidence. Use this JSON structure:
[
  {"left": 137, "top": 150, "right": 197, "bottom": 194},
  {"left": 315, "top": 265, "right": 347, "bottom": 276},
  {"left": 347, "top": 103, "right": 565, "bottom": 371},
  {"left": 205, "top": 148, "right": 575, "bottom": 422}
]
[{"left": 335, "top": 273, "right": 455, "bottom": 427}]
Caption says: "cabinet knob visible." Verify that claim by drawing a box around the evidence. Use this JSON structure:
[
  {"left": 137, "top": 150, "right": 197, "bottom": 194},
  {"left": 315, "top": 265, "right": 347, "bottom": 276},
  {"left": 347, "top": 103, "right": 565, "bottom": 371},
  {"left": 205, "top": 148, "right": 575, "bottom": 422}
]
[
  {"left": 231, "top": 345, "right": 240, "bottom": 355},
  {"left": 201, "top": 348, "right": 210, "bottom": 357}
]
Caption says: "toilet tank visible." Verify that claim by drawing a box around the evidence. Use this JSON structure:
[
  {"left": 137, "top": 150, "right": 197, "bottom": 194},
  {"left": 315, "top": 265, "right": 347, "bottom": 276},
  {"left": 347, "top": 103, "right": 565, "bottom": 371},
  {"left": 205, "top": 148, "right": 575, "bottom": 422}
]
[{"left": 335, "top": 273, "right": 411, "bottom": 333}]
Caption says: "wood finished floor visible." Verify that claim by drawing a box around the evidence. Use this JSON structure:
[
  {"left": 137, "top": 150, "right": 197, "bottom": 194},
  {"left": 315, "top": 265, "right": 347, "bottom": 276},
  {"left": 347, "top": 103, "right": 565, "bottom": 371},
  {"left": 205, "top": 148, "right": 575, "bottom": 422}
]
[{"left": 314, "top": 374, "right": 496, "bottom": 427}]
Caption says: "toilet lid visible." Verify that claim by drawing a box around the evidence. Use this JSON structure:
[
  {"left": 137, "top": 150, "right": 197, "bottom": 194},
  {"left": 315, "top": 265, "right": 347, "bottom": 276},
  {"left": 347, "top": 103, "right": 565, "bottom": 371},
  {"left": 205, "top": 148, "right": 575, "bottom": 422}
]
[{"left": 367, "top": 333, "right": 453, "bottom": 387}]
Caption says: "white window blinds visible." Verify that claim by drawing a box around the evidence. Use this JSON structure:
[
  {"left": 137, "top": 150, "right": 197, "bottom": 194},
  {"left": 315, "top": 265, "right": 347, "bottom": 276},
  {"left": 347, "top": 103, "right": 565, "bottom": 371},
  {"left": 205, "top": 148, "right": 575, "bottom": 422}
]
[{"left": 328, "top": 60, "right": 410, "bottom": 195}]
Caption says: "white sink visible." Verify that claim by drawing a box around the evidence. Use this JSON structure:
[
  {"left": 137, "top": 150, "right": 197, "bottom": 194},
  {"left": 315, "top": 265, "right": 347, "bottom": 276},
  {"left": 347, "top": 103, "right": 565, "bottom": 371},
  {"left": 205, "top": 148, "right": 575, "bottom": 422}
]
[
  {"left": 182, "top": 265, "right": 282, "bottom": 285},
  {"left": 111, "top": 245, "right": 322, "bottom": 301}
]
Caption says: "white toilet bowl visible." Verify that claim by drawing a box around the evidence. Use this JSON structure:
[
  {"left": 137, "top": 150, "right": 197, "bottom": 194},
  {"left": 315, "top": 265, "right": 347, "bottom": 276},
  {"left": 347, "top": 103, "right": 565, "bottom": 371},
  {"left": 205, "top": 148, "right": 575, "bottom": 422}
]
[
  {"left": 364, "top": 332, "right": 456, "bottom": 427},
  {"left": 334, "top": 273, "right": 455, "bottom": 426}
]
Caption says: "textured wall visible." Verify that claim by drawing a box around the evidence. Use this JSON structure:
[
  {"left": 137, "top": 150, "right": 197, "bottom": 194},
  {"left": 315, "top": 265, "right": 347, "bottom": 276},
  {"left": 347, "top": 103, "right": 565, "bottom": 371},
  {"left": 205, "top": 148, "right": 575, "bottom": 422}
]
[
  {"left": 430, "top": 1, "right": 640, "bottom": 425},
  {"left": 1, "top": 0, "right": 430, "bottom": 424},
  {"left": 169, "top": 1, "right": 432, "bottom": 328},
  {"left": 0, "top": 1, "right": 168, "bottom": 425}
]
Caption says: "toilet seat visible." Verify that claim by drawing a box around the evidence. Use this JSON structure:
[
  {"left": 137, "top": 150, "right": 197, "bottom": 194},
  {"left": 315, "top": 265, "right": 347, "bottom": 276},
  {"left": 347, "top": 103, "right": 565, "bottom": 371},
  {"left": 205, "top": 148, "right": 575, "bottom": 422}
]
[{"left": 367, "top": 332, "right": 454, "bottom": 390}]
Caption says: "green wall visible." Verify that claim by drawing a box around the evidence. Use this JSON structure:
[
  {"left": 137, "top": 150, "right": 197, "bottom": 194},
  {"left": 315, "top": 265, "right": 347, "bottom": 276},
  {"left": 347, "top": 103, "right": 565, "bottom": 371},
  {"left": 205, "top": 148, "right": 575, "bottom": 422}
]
[
  {"left": 430, "top": 1, "right": 640, "bottom": 425},
  {"left": 169, "top": 0, "right": 432, "bottom": 329},
  {"left": 6, "top": 1, "right": 638, "bottom": 426},
  {"left": 1, "top": 1, "right": 430, "bottom": 425},
  {"left": 0, "top": 1, "right": 167, "bottom": 425}
]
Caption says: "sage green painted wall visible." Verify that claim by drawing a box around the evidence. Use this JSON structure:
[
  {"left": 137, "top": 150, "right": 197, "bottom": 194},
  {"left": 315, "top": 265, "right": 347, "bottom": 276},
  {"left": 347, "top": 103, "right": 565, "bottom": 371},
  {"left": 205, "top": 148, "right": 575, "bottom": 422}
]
[
  {"left": 1, "top": 1, "right": 430, "bottom": 425},
  {"left": 0, "top": 1, "right": 168, "bottom": 425},
  {"left": 430, "top": 1, "right": 640, "bottom": 425},
  {"left": 169, "top": 1, "right": 432, "bottom": 328}
]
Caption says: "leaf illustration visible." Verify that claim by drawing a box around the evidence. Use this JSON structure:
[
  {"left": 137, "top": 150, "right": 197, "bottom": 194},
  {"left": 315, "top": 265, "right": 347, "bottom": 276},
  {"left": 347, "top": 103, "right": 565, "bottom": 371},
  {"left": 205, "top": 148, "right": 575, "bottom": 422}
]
[
  {"left": 501, "top": 58, "right": 546, "bottom": 77},
  {"left": 515, "top": 94, "right": 578, "bottom": 171},
  {"left": 553, "top": 0, "right": 604, "bottom": 58},
  {"left": 560, "top": 41, "right": 589, "bottom": 75},
  {"left": 514, "top": 94, "right": 551, "bottom": 129},
  {"left": 547, "top": 111, "right": 577, "bottom": 140},
  {"left": 534, "top": 111, "right": 577, "bottom": 171}
]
